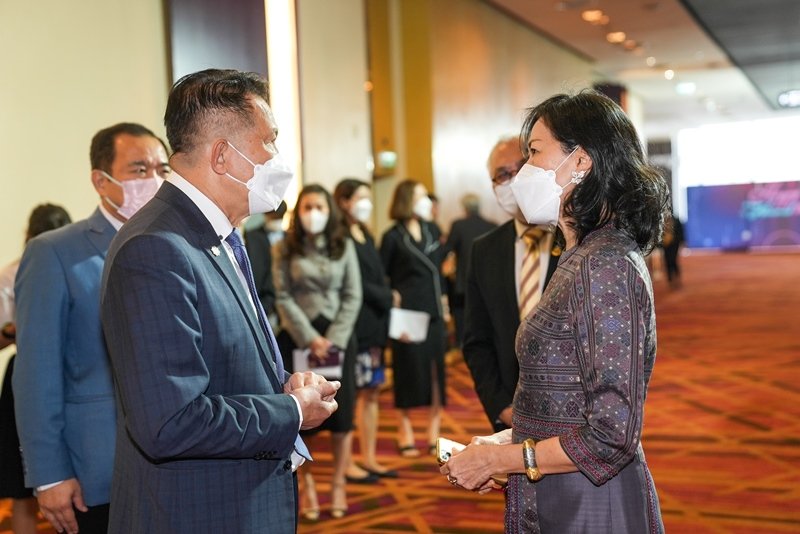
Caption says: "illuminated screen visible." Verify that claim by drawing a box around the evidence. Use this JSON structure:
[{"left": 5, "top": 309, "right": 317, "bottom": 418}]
[{"left": 686, "top": 181, "right": 800, "bottom": 248}]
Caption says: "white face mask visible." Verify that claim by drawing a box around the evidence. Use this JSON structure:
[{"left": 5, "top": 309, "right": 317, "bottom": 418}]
[
  {"left": 413, "top": 195, "right": 434, "bottom": 221},
  {"left": 102, "top": 172, "right": 163, "bottom": 220},
  {"left": 350, "top": 198, "right": 373, "bottom": 224},
  {"left": 265, "top": 219, "right": 284, "bottom": 232},
  {"left": 509, "top": 147, "right": 582, "bottom": 226},
  {"left": 223, "top": 143, "right": 293, "bottom": 215},
  {"left": 493, "top": 182, "right": 525, "bottom": 221},
  {"left": 300, "top": 208, "right": 329, "bottom": 235}
]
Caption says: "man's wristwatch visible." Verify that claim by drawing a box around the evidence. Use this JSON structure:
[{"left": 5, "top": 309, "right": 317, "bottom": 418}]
[{"left": 522, "top": 438, "right": 543, "bottom": 481}]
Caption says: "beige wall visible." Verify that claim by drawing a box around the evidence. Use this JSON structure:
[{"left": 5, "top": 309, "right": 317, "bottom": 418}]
[
  {"left": 428, "top": 0, "right": 594, "bottom": 229},
  {"left": 0, "top": 0, "right": 596, "bottom": 264},
  {"left": 296, "top": 0, "right": 372, "bottom": 195},
  {"left": 0, "top": 0, "right": 169, "bottom": 267}
]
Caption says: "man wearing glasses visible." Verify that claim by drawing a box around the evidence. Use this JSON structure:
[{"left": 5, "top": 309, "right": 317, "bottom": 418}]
[{"left": 461, "top": 136, "right": 560, "bottom": 432}]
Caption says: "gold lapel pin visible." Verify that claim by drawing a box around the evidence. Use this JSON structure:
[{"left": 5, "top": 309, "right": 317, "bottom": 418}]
[{"left": 210, "top": 246, "right": 221, "bottom": 257}]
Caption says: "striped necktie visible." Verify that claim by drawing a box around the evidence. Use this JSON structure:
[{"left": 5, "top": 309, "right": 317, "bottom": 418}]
[{"left": 519, "top": 227, "right": 546, "bottom": 320}]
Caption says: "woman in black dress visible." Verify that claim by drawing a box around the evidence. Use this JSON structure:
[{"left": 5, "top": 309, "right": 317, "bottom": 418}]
[
  {"left": 380, "top": 179, "right": 448, "bottom": 457},
  {"left": 334, "top": 179, "right": 398, "bottom": 477}
]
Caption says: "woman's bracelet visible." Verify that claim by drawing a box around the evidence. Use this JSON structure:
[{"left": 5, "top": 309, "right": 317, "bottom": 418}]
[{"left": 522, "top": 438, "right": 543, "bottom": 481}]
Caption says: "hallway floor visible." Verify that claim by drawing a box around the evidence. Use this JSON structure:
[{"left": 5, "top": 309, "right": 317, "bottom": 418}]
[{"left": 2, "top": 251, "right": 798, "bottom": 533}]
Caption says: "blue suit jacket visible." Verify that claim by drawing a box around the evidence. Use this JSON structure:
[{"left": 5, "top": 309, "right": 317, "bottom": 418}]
[
  {"left": 13, "top": 208, "right": 117, "bottom": 506},
  {"left": 100, "top": 182, "right": 299, "bottom": 533}
]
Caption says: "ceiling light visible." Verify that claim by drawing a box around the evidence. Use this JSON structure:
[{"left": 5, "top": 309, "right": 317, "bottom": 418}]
[
  {"left": 606, "top": 31, "right": 626, "bottom": 44},
  {"left": 646, "top": 56, "right": 657, "bottom": 67},
  {"left": 582, "top": 9, "right": 604, "bottom": 22},
  {"left": 664, "top": 69, "right": 675, "bottom": 80},
  {"left": 675, "top": 82, "right": 696, "bottom": 95},
  {"left": 623, "top": 39, "right": 638, "bottom": 51},
  {"left": 778, "top": 89, "right": 800, "bottom": 107}
]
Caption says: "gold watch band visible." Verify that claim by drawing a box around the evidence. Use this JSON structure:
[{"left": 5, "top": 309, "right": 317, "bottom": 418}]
[{"left": 522, "top": 438, "right": 543, "bottom": 481}]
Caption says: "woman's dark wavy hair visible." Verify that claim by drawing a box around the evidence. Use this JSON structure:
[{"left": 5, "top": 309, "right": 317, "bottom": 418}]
[
  {"left": 520, "top": 90, "right": 670, "bottom": 253},
  {"left": 284, "top": 183, "right": 347, "bottom": 260}
]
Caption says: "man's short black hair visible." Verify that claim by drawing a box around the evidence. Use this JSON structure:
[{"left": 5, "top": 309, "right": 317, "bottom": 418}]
[
  {"left": 90, "top": 123, "right": 163, "bottom": 173},
  {"left": 164, "top": 69, "right": 270, "bottom": 155}
]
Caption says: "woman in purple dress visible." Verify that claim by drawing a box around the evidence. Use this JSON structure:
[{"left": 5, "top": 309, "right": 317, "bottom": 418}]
[{"left": 440, "top": 91, "right": 668, "bottom": 533}]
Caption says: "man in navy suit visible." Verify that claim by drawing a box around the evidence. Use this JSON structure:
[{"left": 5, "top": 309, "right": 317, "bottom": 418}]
[
  {"left": 100, "top": 69, "right": 339, "bottom": 533},
  {"left": 462, "top": 137, "right": 560, "bottom": 432},
  {"left": 13, "top": 123, "right": 170, "bottom": 534}
]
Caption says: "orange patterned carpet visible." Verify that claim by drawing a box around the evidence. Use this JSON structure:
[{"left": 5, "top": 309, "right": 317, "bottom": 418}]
[{"left": 2, "top": 251, "right": 799, "bottom": 533}]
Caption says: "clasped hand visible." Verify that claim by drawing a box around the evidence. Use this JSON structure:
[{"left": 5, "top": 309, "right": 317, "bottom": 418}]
[
  {"left": 284, "top": 371, "right": 340, "bottom": 429},
  {"left": 440, "top": 433, "right": 509, "bottom": 495}
]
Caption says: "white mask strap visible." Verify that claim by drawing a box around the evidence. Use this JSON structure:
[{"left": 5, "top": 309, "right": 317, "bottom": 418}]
[
  {"left": 554, "top": 146, "right": 580, "bottom": 172},
  {"left": 227, "top": 142, "right": 256, "bottom": 168},
  {"left": 100, "top": 170, "right": 122, "bottom": 186}
]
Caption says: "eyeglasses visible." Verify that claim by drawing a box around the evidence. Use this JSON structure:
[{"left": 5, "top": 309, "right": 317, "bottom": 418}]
[{"left": 491, "top": 158, "right": 526, "bottom": 185}]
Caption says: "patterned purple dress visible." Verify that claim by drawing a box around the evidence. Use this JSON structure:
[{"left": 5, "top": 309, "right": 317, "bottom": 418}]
[{"left": 505, "top": 224, "right": 664, "bottom": 533}]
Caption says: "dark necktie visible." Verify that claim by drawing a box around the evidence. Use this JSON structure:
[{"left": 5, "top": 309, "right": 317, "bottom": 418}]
[
  {"left": 225, "top": 229, "right": 310, "bottom": 461},
  {"left": 225, "top": 229, "right": 285, "bottom": 377}
]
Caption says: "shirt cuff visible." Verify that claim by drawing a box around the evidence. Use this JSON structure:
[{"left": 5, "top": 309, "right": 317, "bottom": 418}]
[
  {"left": 287, "top": 394, "right": 305, "bottom": 471},
  {"left": 36, "top": 480, "right": 65, "bottom": 493},
  {"left": 288, "top": 393, "right": 303, "bottom": 431}
]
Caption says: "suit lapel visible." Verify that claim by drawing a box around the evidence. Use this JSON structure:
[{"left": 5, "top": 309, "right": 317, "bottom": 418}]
[
  {"left": 499, "top": 222, "right": 519, "bottom": 317},
  {"left": 85, "top": 208, "right": 116, "bottom": 257},
  {"left": 157, "top": 183, "right": 280, "bottom": 385}
]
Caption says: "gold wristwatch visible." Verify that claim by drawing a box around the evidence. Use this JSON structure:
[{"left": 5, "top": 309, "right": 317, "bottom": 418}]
[{"left": 522, "top": 438, "right": 543, "bottom": 481}]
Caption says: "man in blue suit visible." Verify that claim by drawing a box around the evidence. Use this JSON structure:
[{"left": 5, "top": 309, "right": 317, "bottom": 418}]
[
  {"left": 100, "top": 69, "right": 340, "bottom": 533},
  {"left": 13, "top": 123, "right": 170, "bottom": 534}
]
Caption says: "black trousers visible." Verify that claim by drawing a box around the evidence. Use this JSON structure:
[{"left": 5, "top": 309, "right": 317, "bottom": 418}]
[{"left": 76, "top": 503, "right": 110, "bottom": 534}]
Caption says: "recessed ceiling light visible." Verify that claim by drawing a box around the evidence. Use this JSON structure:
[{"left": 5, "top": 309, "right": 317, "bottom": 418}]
[
  {"left": 646, "top": 56, "right": 657, "bottom": 67},
  {"left": 606, "top": 31, "right": 626, "bottom": 44},
  {"left": 582, "top": 9, "right": 604, "bottom": 22},
  {"left": 676, "top": 82, "right": 696, "bottom": 95},
  {"left": 664, "top": 69, "right": 675, "bottom": 80},
  {"left": 623, "top": 39, "right": 638, "bottom": 51},
  {"left": 778, "top": 89, "right": 800, "bottom": 107}
]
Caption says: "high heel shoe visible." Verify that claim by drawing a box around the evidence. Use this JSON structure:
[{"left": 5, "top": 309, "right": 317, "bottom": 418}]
[
  {"left": 396, "top": 440, "right": 420, "bottom": 458},
  {"left": 331, "top": 481, "right": 347, "bottom": 519},
  {"left": 301, "top": 472, "right": 320, "bottom": 521}
]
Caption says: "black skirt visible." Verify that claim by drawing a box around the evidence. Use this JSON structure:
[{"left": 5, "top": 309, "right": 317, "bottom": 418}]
[
  {"left": 391, "top": 317, "right": 447, "bottom": 409},
  {"left": 0, "top": 355, "right": 34, "bottom": 498},
  {"left": 276, "top": 316, "right": 356, "bottom": 434}
]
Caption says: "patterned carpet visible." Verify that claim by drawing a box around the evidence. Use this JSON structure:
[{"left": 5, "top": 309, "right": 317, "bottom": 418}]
[{"left": 2, "top": 251, "right": 799, "bottom": 533}]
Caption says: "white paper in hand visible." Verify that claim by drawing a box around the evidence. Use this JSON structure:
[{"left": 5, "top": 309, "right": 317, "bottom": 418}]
[{"left": 388, "top": 308, "right": 430, "bottom": 343}]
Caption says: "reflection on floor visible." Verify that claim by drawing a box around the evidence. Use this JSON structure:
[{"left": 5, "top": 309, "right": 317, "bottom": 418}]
[{"left": 2, "top": 251, "right": 798, "bottom": 533}]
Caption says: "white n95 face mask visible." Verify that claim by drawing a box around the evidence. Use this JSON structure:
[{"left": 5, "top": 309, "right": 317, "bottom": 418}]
[
  {"left": 223, "top": 143, "right": 293, "bottom": 215},
  {"left": 493, "top": 181, "right": 525, "bottom": 221},
  {"left": 413, "top": 195, "right": 434, "bottom": 221},
  {"left": 509, "top": 147, "right": 582, "bottom": 226},
  {"left": 300, "top": 209, "right": 329, "bottom": 235},
  {"left": 102, "top": 172, "right": 163, "bottom": 220},
  {"left": 350, "top": 198, "right": 373, "bottom": 223}
]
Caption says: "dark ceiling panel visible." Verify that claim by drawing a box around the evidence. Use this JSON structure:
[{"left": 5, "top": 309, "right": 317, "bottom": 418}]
[{"left": 680, "top": 0, "right": 800, "bottom": 109}]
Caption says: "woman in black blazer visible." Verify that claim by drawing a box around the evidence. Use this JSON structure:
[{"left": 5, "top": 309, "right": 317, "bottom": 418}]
[
  {"left": 380, "top": 179, "right": 448, "bottom": 457},
  {"left": 334, "top": 179, "right": 398, "bottom": 478}
]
